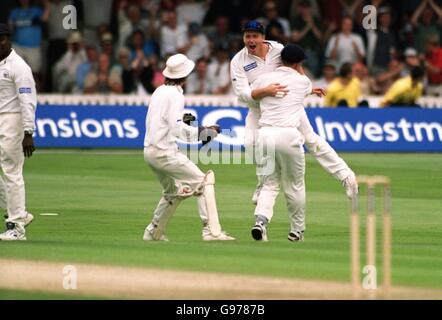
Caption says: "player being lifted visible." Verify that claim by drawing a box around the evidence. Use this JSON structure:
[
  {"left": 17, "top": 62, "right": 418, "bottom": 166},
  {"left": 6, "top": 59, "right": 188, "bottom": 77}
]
[
  {"left": 230, "top": 21, "right": 358, "bottom": 241},
  {"left": 143, "top": 53, "right": 234, "bottom": 241}
]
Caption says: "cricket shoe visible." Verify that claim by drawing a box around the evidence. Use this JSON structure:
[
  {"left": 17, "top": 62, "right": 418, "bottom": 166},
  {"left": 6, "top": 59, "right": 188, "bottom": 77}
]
[
  {"left": 202, "top": 226, "right": 235, "bottom": 241},
  {"left": 143, "top": 224, "right": 169, "bottom": 241},
  {"left": 342, "top": 172, "right": 358, "bottom": 200},
  {"left": 251, "top": 222, "right": 268, "bottom": 241},
  {"left": 3, "top": 212, "right": 34, "bottom": 227},
  {"left": 288, "top": 230, "right": 304, "bottom": 242},
  {"left": 0, "top": 222, "right": 26, "bottom": 241}
]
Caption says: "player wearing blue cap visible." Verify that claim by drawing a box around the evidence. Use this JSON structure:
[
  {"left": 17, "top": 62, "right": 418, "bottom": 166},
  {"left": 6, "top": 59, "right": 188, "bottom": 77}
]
[{"left": 230, "top": 22, "right": 358, "bottom": 241}]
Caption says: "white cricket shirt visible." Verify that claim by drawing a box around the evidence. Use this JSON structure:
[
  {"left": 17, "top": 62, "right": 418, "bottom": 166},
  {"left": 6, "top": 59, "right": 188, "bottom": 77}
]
[
  {"left": 252, "top": 66, "right": 312, "bottom": 128},
  {"left": 0, "top": 49, "right": 37, "bottom": 132},
  {"left": 230, "top": 40, "right": 283, "bottom": 108},
  {"left": 144, "top": 84, "right": 199, "bottom": 150}
]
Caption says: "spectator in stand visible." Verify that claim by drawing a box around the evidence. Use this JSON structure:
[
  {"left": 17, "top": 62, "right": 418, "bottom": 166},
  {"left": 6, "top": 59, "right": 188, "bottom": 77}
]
[
  {"left": 411, "top": 0, "right": 442, "bottom": 53},
  {"left": 53, "top": 32, "right": 87, "bottom": 93},
  {"left": 186, "top": 58, "right": 212, "bottom": 94},
  {"left": 118, "top": 2, "right": 156, "bottom": 49},
  {"left": 323, "top": 62, "right": 362, "bottom": 107},
  {"left": 291, "top": 0, "right": 323, "bottom": 76},
  {"left": 176, "top": 0, "right": 211, "bottom": 25},
  {"left": 314, "top": 60, "right": 337, "bottom": 88},
  {"left": 207, "top": 45, "right": 232, "bottom": 94},
  {"left": 149, "top": 54, "right": 165, "bottom": 89},
  {"left": 258, "top": 1, "right": 291, "bottom": 38},
  {"left": 101, "top": 32, "right": 117, "bottom": 65},
  {"left": 84, "top": 53, "right": 123, "bottom": 94},
  {"left": 265, "top": 18, "right": 288, "bottom": 44},
  {"left": 373, "top": 58, "right": 403, "bottom": 95},
  {"left": 79, "top": 0, "right": 114, "bottom": 45},
  {"left": 160, "top": 10, "right": 187, "bottom": 58},
  {"left": 129, "top": 29, "right": 156, "bottom": 63},
  {"left": 325, "top": 16, "right": 365, "bottom": 69},
  {"left": 381, "top": 66, "right": 424, "bottom": 107},
  {"left": 401, "top": 47, "right": 421, "bottom": 77},
  {"left": 45, "top": 0, "right": 73, "bottom": 92},
  {"left": 366, "top": 7, "right": 397, "bottom": 76},
  {"left": 75, "top": 44, "right": 99, "bottom": 93},
  {"left": 352, "top": 62, "right": 374, "bottom": 97},
  {"left": 423, "top": 36, "right": 442, "bottom": 96},
  {"left": 111, "top": 46, "right": 131, "bottom": 93},
  {"left": 9, "top": 0, "right": 50, "bottom": 88},
  {"left": 120, "top": 44, "right": 155, "bottom": 94},
  {"left": 177, "top": 22, "right": 210, "bottom": 62},
  {"left": 207, "top": 16, "right": 237, "bottom": 55}
]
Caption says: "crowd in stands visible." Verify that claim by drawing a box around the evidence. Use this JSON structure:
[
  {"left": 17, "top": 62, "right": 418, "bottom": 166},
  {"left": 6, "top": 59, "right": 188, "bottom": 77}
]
[{"left": 1, "top": 0, "right": 441, "bottom": 106}]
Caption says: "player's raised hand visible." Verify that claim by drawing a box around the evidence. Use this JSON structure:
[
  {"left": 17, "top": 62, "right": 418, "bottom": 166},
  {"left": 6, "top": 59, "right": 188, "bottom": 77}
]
[{"left": 311, "top": 88, "right": 326, "bottom": 97}]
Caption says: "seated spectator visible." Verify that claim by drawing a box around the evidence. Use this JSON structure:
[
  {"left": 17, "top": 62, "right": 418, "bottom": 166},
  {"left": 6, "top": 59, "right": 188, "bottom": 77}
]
[
  {"left": 258, "top": 1, "right": 291, "bottom": 38},
  {"left": 423, "top": 37, "right": 442, "bottom": 96},
  {"left": 117, "top": 2, "right": 152, "bottom": 49},
  {"left": 75, "top": 45, "right": 99, "bottom": 93},
  {"left": 353, "top": 62, "right": 375, "bottom": 96},
  {"left": 207, "top": 16, "right": 237, "bottom": 55},
  {"left": 372, "top": 58, "right": 403, "bottom": 95},
  {"left": 160, "top": 10, "right": 187, "bottom": 58},
  {"left": 325, "top": 16, "right": 365, "bottom": 69},
  {"left": 149, "top": 54, "right": 165, "bottom": 90},
  {"left": 84, "top": 53, "right": 123, "bottom": 94},
  {"left": 381, "top": 66, "right": 424, "bottom": 107},
  {"left": 118, "top": 47, "right": 155, "bottom": 94},
  {"left": 290, "top": 0, "right": 323, "bottom": 76},
  {"left": 9, "top": 0, "right": 49, "bottom": 86},
  {"left": 411, "top": 0, "right": 442, "bottom": 53},
  {"left": 314, "top": 60, "right": 336, "bottom": 88},
  {"left": 265, "top": 19, "right": 287, "bottom": 44},
  {"left": 101, "top": 32, "right": 116, "bottom": 65},
  {"left": 186, "top": 58, "right": 212, "bottom": 94},
  {"left": 323, "top": 62, "right": 362, "bottom": 107},
  {"left": 53, "top": 32, "right": 87, "bottom": 93},
  {"left": 401, "top": 48, "right": 422, "bottom": 77},
  {"left": 177, "top": 22, "right": 210, "bottom": 62},
  {"left": 207, "top": 45, "right": 232, "bottom": 94},
  {"left": 129, "top": 30, "right": 156, "bottom": 62}
]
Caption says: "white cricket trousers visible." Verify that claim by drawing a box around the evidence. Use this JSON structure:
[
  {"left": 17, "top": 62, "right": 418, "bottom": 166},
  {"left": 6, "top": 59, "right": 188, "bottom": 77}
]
[
  {"left": 0, "top": 175, "right": 6, "bottom": 210},
  {"left": 144, "top": 146, "right": 209, "bottom": 223},
  {"left": 0, "top": 113, "right": 27, "bottom": 223},
  {"left": 245, "top": 108, "right": 352, "bottom": 181},
  {"left": 254, "top": 127, "right": 306, "bottom": 232}
]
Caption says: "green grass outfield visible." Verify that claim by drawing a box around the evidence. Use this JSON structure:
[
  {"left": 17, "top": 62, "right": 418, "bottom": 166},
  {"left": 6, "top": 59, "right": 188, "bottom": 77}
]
[{"left": 1, "top": 151, "right": 441, "bottom": 298}]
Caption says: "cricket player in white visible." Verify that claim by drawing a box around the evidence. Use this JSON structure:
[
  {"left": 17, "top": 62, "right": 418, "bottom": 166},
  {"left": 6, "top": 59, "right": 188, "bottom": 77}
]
[
  {"left": 230, "top": 21, "right": 358, "bottom": 205},
  {"left": 0, "top": 24, "right": 36, "bottom": 241},
  {"left": 251, "top": 44, "right": 332, "bottom": 242},
  {"left": 143, "top": 53, "right": 234, "bottom": 241}
]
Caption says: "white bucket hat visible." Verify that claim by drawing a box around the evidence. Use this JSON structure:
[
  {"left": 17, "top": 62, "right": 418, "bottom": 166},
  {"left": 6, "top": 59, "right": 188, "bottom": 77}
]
[{"left": 162, "top": 54, "right": 195, "bottom": 79}]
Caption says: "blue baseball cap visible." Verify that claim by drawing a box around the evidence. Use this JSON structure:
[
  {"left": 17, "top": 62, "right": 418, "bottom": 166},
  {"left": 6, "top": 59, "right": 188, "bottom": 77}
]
[{"left": 242, "top": 20, "right": 265, "bottom": 34}]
